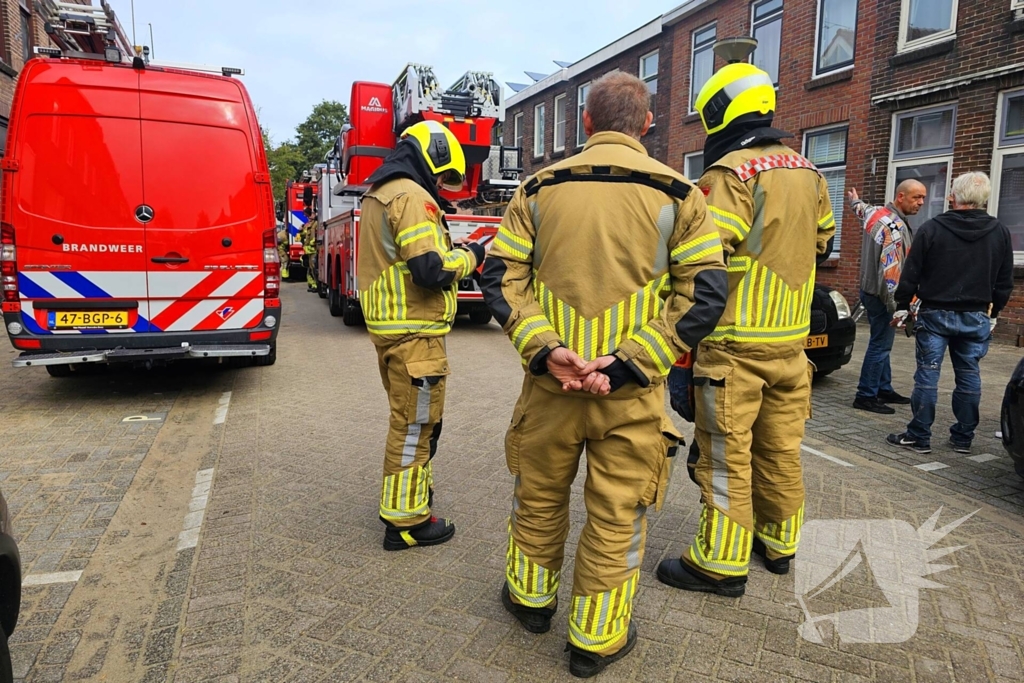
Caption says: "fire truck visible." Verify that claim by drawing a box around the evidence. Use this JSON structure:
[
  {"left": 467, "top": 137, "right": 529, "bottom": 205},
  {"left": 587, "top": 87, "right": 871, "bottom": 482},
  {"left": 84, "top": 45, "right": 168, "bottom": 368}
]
[
  {"left": 321, "top": 64, "right": 522, "bottom": 327},
  {"left": 280, "top": 177, "right": 318, "bottom": 281}
]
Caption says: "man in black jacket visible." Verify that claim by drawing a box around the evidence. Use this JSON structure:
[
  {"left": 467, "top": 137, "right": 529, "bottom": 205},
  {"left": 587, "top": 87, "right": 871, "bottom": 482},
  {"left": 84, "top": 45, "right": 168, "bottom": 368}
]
[{"left": 886, "top": 172, "right": 1013, "bottom": 455}]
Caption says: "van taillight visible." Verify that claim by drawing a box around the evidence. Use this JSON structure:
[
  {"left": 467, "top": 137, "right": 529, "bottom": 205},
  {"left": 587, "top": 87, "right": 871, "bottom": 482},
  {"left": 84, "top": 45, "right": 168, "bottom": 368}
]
[
  {"left": 263, "top": 228, "right": 280, "bottom": 299},
  {"left": 1, "top": 222, "right": 17, "bottom": 303}
]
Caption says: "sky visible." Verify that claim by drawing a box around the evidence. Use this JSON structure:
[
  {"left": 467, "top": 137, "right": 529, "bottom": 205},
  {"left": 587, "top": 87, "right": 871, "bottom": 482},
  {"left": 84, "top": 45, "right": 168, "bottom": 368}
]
[{"left": 123, "top": 0, "right": 675, "bottom": 145}]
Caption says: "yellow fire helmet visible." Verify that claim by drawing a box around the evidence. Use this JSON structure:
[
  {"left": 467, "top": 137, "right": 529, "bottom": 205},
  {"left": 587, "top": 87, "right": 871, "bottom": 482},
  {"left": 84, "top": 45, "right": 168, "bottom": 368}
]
[
  {"left": 402, "top": 120, "right": 466, "bottom": 191},
  {"left": 695, "top": 63, "right": 775, "bottom": 136}
]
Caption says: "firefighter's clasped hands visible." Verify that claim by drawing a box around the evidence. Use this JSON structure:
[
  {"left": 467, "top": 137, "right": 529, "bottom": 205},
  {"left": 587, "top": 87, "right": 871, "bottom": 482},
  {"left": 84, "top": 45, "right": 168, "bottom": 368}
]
[{"left": 547, "top": 347, "right": 615, "bottom": 396}]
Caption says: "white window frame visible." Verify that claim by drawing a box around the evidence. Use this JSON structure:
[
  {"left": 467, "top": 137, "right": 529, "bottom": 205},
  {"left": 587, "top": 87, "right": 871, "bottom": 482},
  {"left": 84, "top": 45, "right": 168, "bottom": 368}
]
[
  {"left": 803, "top": 124, "right": 849, "bottom": 258},
  {"left": 690, "top": 22, "right": 717, "bottom": 114},
  {"left": 534, "top": 103, "right": 545, "bottom": 158},
  {"left": 640, "top": 50, "right": 658, "bottom": 128},
  {"left": 898, "top": 0, "right": 959, "bottom": 53},
  {"left": 887, "top": 102, "right": 957, "bottom": 225},
  {"left": 577, "top": 82, "right": 591, "bottom": 148},
  {"left": 892, "top": 102, "right": 957, "bottom": 161},
  {"left": 750, "top": 0, "right": 784, "bottom": 86},
  {"left": 1014, "top": 0, "right": 1024, "bottom": 11},
  {"left": 990, "top": 87, "right": 1024, "bottom": 259},
  {"left": 684, "top": 152, "right": 704, "bottom": 181},
  {"left": 553, "top": 94, "right": 567, "bottom": 152},
  {"left": 513, "top": 112, "right": 524, "bottom": 152},
  {"left": 812, "top": 0, "right": 858, "bottom": 78}
]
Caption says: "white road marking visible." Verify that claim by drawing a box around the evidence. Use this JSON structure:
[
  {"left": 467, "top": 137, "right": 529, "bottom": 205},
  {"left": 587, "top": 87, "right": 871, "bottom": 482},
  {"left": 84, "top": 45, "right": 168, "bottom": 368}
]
[
  {"left": 213, "top": 392, "right": 232, "bottom": 425},
  {"left": 968, "top": 453, "right": 999, "bottom": 463},
  {"left": 176, "top": 468, "right": 215, "bottom": 551},
  {"left": 915, "top": 461, "right": 949, "bottom": 471},
  {"left": 23, "top": 570, "right": 83, "bottom": 586},
  {"left": 801, "top": 444, "right": 855, "bottom": 467}
]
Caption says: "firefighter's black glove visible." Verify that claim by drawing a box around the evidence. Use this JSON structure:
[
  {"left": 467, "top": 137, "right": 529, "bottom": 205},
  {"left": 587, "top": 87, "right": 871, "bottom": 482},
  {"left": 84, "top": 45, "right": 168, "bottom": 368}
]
[
  {"left": 601, "top": 358, "right": 638, "bottom": 393},
  {"left": 462, "top": 242, "right": 486, "bottom": 265}
]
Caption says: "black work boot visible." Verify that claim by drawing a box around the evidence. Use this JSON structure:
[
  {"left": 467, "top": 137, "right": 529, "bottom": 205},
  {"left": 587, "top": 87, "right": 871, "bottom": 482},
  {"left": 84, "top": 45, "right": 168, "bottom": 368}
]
[
  {"left": 382, "top": 517, "right": 455, "bottom": 551},
  {"left": 566, "top": 622, "right": 638, "bottom": 678},
  {"left": 656, "top": 558, "right": 746, "bottom": 597},
  {"left": 501, "top": 583, "right": 556, "bottom": 634},
  {"left": 752, "top": 538, "right": 794, "bottom": 575}
]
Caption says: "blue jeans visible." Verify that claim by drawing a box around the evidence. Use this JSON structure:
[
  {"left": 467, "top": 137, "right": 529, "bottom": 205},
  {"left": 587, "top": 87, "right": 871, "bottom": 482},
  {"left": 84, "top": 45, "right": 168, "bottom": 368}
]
[
  {"left": 855, "top": 291, "right": 895, "bottom": 400},
  {"left": 905, "top": 309, "right": 990, "bottom": 446}
]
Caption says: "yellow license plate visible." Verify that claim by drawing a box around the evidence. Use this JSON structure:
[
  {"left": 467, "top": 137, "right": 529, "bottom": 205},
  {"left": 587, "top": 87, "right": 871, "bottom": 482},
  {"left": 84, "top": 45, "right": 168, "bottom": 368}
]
[
  {"left": 50, "top": 311, "right": 129, "bottom": 330},
  {"left": 805, "top": 334, "right": 828, "bottom": 349}
]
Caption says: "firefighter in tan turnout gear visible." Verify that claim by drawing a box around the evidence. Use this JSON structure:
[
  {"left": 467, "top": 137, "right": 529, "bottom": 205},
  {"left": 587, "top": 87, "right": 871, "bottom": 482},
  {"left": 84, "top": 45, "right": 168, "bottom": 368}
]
[
  {"left": 656, "top": 63, "right": 836, "bottom": 596},
  {"left": 481, "top": 72, "right": 728, "bottom": 678},
  {"left": 358, "top": 120, "right": 486, "bottom": 551}
]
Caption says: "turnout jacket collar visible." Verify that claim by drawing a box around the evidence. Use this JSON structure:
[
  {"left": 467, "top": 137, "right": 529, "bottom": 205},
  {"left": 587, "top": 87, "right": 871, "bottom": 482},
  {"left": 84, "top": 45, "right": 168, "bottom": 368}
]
[{"left": 581, "top": 131, "right": 649, "bottom": 156}]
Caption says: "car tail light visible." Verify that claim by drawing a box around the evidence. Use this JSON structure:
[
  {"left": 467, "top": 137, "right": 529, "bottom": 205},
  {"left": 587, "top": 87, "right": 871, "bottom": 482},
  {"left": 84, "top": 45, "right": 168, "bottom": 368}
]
[
  {"left": 263, "top": 228, "right": 280, "bottom": 299},
  {"left": 1, "top": 222, "right": 17, "bottom": 303},
  {"left": 12, "top": 338, "right": 40, "bottom": 349},
  {"left": 249, "top": 330, "right": 273, "bottom": 341}
]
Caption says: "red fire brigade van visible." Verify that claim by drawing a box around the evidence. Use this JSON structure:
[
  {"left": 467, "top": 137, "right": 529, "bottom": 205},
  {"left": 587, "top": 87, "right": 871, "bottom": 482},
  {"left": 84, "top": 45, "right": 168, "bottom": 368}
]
[{"left": 1, "top": 55, "right": 280, "bottom": 374}]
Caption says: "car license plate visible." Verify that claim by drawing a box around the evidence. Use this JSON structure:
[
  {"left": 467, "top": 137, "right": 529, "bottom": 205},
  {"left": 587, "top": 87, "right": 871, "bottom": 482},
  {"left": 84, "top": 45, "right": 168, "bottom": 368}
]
[
  {"left": 48, "top": 311, "right": 129, "bottom": 330},
  {"left": 805, "top": 334, "right": 828, "bottom": 349}
]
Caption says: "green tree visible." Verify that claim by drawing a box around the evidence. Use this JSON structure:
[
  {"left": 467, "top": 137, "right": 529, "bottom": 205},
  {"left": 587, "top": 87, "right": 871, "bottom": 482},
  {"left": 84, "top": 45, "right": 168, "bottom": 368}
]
[
  {"left": 295, "top": 100, "right": 349, "bottom": 172},
  {"left": 262, "top": 127, "right": 304, "bottom": 204}
]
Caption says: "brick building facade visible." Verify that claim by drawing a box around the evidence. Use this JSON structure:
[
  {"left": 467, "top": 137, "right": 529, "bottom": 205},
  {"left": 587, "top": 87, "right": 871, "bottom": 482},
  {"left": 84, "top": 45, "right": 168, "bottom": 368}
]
[{"left": 504, "top": 0, "right": 1024, "bottom": 344}]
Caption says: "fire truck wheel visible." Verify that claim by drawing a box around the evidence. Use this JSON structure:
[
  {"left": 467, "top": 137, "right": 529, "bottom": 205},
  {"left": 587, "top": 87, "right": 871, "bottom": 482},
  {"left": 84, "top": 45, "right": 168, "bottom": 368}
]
[
  {"left": 342, "top": 300, "right": 364, "bottom": 327},
  {"left": 469, "top": 309, "right": 492, "bottom": 325},
  {"left": 317, "top": 281, "right": 328, "bottom": 299},
  {"left": 253, "top": 345, "right": 277, "bottom": 367},
  {"left": 45, "top": 364, "right": 73, "bottom": 378},
  {"left": 328, "top": 288, "right": 345, "bottom": 317}
]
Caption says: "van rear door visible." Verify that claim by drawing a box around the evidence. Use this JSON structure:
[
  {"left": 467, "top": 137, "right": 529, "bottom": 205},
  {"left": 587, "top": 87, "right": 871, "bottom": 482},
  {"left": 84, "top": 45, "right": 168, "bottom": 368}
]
[
  {"left": 11, "top": 62, "right": 149, "bottom": 335},
  {"left": 138, "top": 70, "right": 265, "bottom": 333}
]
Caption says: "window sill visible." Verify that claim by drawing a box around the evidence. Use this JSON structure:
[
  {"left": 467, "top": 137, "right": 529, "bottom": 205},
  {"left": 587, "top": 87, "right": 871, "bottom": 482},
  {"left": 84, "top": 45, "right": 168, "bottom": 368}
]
[
  {"left": 532, "top": 155, "right": 545, "bottom": 163},
  {"left": 1010, "top": 15, "right": 1024, "bottom": 35},
  {"left": 0, "top": 61, "right": 16, "bottom": 78},
  {"left": 1013, "top": 263, "right": 1024, "bottom": 279},
  {"left": 818, "top": 257, "right": 839, "bottom": 269},
  {"left": 804, "top": 69, "right": 854, "bottom": 91},
  {"left": 682, "top": 112, "right": 701, "bottom": 125},
  {"left": 890, "top": 38, "right": 956, "bottom": 67},
  {"left": 550, "top": 149, "right": 566, "bottom": 159}
]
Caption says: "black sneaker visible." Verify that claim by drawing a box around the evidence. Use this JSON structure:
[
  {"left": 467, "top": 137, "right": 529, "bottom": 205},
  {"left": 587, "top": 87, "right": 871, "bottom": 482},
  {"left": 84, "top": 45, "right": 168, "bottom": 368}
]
[
  {"left": 878, "top": 389, "right": 911, "bottom": 405},
  {"left": 501, "top": 583, "right": 556, "bottom": 634},
  {"left": 655, "top": 558, "right": 746, "bottom": 597},
  {"left": 948, "top": 438, "right": 972, "bottom": 454},
  {"left": 382, "top": 517, "right": 455, "bottom": 551},
  {"left": 752, "top": 538, "right": 794, "bottom": 575},
  {"left": 886, "top": 433, "right": 931, "bottom": 454},
  {"left": 853, "top": 397, "right": 896, "bottom": 414},
  {"left": 566, "top": 622, "right": 638, "bottom": 679}
]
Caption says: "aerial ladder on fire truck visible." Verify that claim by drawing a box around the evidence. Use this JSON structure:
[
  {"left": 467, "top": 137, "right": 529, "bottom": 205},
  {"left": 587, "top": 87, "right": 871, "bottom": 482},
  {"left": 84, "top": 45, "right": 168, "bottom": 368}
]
[{"left": 38, "top": 0, "right": 133, "bottom": 59}]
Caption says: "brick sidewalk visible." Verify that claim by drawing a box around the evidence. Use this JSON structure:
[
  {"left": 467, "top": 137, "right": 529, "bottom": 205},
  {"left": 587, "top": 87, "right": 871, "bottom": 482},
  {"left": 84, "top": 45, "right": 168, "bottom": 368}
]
[
  {"left": 167, "top": 285, "right": 1024, "bottom": 682},
  {"left": 808, "top": 324, "right": 1024, "bottom": 511}
]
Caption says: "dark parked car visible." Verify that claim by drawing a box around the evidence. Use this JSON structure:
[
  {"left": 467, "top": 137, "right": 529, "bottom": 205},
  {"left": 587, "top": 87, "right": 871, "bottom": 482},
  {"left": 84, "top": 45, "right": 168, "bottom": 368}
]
[
  {"left": 0, "top": 491, "right": 20, "bottom": 683},
  {"left": 1000, "top": 357, "right": 1024, "bottom": 479},
  {"left": 806, "top": 285, "right": 856, "bottom": 377}
]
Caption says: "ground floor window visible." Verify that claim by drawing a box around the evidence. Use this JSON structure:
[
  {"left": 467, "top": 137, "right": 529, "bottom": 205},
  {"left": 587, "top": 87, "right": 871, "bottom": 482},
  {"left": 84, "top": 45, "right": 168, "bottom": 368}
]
[
  {"left": 684, "top": 152, "right": 704, "bottom": 181},
  {"left": 992, "top": 88, "right": 1024, "bottom": 255},
  {"left": 804, "top": 126, "right": 847, "bottom": 255},
  {"left": 891, "top": 159, "right": 951, "bottom": 232}
]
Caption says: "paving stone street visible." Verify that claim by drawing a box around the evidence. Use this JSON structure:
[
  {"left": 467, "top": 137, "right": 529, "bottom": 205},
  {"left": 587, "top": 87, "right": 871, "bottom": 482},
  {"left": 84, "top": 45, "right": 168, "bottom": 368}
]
[{"left": 1, "top": 283, "right": 1024, "bottom": 682}]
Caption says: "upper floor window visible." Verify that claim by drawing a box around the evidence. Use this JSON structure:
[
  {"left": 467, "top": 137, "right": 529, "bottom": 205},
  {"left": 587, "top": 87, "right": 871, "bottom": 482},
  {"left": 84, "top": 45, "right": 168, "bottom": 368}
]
[
  {"left": 534, "top": 103, "right": 545, "bottom": 157},
  {"left": 640, "top": 50, "right": 658, "bottom": 124},
  {"left": 20, "top": 5, "right": 32, "bottom": 64},
  {"left": 751, "top": 0, "right": 783, "bottom": 85},
  {"left": 815, "top": 0, "right": 857, "bottom": 75},
  {"left": 690, "top": 24, "right": 716, "bottom": 114},
  {"left": 577, "top": 82, "right": 591, "bottom": 147},
  {"left": 513, "top": 113, "right": 524, "bottom": 152},
  {"left": 554, "top": 94, "right": 567, "bottom": 152},
  {"left": 899, "top": 0, "right": 958, "bottom": 51}
]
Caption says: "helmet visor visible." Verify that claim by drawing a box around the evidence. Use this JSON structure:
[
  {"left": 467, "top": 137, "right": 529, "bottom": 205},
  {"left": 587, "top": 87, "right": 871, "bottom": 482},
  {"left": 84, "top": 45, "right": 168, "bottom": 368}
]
[{"left": 440, "top": 169, "right": 464, "bottom": 192}]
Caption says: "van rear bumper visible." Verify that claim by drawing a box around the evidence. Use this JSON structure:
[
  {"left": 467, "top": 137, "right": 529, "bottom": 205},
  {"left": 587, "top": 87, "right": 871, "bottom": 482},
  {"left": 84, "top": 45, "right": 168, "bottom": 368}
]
[{"left": 4, "top": 308, "right": 279, "bottom": 366}]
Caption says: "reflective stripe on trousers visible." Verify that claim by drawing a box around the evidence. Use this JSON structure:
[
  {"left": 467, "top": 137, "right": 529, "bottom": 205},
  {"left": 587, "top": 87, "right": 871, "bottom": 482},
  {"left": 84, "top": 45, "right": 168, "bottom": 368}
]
[
  {"left": 568, "top": 572, "right": 638, "bottom": 653},
  {"left": 755, "top": 503, "right": 804, "bottom": 556},
  {"left": 506, "top": 521, "right": 559, "bottom": 608},
  {"left": 688, "top": 506, "right": 753, "bottom": 577}
]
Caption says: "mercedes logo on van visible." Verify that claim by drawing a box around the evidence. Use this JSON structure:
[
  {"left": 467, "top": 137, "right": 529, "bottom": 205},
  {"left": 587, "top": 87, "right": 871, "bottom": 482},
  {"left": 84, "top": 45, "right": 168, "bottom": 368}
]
[{"left": 135, "top": 205, "right": 155, "bottom": 223}]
